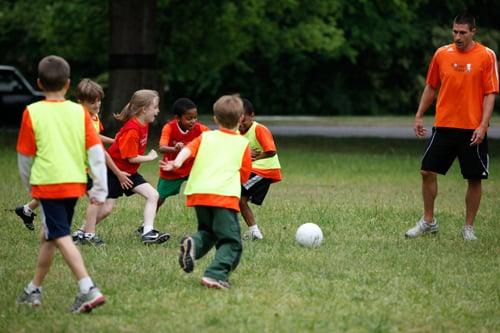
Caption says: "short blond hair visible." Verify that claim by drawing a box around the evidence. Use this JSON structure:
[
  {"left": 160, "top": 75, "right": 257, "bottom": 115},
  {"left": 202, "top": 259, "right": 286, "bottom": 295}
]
[{"left": 213, "top": 95, "right": 243, "bottom": 129}]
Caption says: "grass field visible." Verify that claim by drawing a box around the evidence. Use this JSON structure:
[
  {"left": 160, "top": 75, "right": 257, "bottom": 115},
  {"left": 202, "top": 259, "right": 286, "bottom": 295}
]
[{"left": 0, "top": 131, "right": 499, "bottom": 332}]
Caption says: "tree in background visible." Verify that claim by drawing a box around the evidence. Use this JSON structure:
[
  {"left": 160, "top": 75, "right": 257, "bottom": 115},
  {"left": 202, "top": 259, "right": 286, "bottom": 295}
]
[
  {"left": 1, "top": 0, "right": 498, "bottom": 120},
  {"left": 107, "top": 0, "right": 160, "bottom": 129}
]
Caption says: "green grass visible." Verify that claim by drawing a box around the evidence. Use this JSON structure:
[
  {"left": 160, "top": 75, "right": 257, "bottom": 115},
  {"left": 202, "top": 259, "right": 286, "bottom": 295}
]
[{"left": 1, "top": 133, "right": 499, "bottom": 332}]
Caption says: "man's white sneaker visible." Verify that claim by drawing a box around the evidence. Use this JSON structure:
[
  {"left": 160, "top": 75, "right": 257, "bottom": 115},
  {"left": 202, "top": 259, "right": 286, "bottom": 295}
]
[
  {"left": 463, "top": 225, "right": 478, "bottom": 241},
  {"left": 405, "top": 218, "right": 438, "bottom": 238}
]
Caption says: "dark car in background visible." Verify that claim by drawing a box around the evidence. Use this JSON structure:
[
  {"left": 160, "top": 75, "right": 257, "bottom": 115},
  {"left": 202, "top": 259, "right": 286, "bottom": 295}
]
[{"left": 0, "top": 65, "right": 44, "bottom": 127}]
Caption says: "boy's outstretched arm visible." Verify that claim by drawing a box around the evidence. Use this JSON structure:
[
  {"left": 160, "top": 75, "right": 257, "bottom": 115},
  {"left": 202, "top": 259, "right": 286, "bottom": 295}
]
[{"left": 160, "top": 147, "right": 192, "bottom": 171}]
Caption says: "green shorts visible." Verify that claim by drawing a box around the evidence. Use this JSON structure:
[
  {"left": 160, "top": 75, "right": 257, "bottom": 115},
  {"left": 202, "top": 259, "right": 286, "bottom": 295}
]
[{"left": 157, "top": 177, "right": 188, "bottom": 199}]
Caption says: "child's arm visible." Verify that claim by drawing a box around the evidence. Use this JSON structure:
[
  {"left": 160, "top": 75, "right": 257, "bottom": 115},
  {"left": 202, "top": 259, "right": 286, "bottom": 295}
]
[
  {"left": 159, "top": 142, "right": 184, "bottom": 154},
  {"left": 16, "top": 110, "right": 35, "bottom": 193},
  {"left": 104, "top": 151, "right": 133, "bottom": 189},
  {"left": 252, "top": 124, "right": 277, "bottom": 161},
  {"left": 87, "top": 144, "right": 108, "bottom": 204},
  {"left": 17, "top": 153, "right": 33, "bottom": 192},
  {"left": 128, "top": 149, "right": 158, "bottom": 164},
  {"left": 99, "top": 134, "right": 115, "bottom": 145},
  {"left": 251, "top": 150, "right": 276, "bottom": 161},
  {"left": 160, "top": 147, "right": 191, "bottom": 171}
]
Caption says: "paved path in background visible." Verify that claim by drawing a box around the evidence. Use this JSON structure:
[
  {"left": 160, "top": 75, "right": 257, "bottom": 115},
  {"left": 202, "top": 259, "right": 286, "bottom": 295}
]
[{"left": 267, "top": 125, "right": 500, "bottom": 139}]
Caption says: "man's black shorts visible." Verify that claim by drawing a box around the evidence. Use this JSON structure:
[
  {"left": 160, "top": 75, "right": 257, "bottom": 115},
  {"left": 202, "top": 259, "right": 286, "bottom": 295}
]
[
  {"left": 107, "top": 169, "right": 148, "bottom": 198},
  {"left": 421, "top": 127, "right": 489, "bottom": 180},
  {"left": 241, "top": 173, "right": 273, "bottom": 205}
]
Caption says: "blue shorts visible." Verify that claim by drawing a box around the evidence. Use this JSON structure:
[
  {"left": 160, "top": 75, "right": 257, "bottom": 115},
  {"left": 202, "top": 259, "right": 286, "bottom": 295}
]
[{"left": 39, "top": 198, "right": 78, "bottom": 240}]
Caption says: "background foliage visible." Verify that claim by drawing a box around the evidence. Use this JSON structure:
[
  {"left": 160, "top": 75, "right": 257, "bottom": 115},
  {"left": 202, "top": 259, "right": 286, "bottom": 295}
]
[{"left": 1, "top": 0, "right": 499, "bottom": 117}]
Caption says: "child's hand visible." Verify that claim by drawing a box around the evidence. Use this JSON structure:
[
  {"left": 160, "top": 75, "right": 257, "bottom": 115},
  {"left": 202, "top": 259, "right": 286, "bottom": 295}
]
[
  {"left": 148, "top": 149, "right": 158, "bottom": 160},
  {"left": 89, "top": 197, "right": 104, "bottom": 205},
  {"left": 117, "top": 171, "right": 133, "bottom": 189},
  {"left": 250, "top": 148, "right": 261, "bottom": 160},
  {"left": 174, "top": 142, "right": 184, "bottom": 151},
  {"left": 160, "top": 160, "right": 175, "bottom": 171}
]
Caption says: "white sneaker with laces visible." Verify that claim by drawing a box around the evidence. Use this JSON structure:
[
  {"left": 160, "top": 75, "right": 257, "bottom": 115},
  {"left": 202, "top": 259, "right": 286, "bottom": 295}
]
[
  {"left": 405, "top": 218, "right": 438, "bottom": 238},
  {"left": 463, "top": 225, "right": 478, "bottom": 241},
  {"left": 251, "top": 228, "right": 263, "bottom": 240}
]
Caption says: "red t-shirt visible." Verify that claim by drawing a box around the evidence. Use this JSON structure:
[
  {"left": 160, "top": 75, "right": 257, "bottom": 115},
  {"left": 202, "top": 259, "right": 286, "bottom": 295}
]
[
  {"left": 159, "top": 120, "right": 209, "bottom": 179},
  {"left": 107, "top": 117, "right": 149, "bottom": 174}
]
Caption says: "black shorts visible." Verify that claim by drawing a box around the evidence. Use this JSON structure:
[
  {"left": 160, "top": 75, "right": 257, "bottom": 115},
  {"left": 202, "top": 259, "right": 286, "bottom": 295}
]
[
  {"left": 39, "top": 198, "right": 78, "bottom": 240},
  {"left": 107, "top": 169, "right": 148, "bottom": 199},
  {"left": 241, "top": 173, "right": 273, "bottom": 205},
  {"left": 421, "top": 127, "right": 489, "bottom": 180}
]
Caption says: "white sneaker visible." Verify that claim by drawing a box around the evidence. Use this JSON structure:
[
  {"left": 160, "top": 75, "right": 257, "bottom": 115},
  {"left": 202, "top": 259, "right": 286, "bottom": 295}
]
[
  {"left": 405, "top": 218, "right": 438, "bottom": 238},
  {"left": 463, "top": 225, "right": 478, "bottom": 241},
  {"left": 244, "top": 227, "right": 263, "bottom": 240}
]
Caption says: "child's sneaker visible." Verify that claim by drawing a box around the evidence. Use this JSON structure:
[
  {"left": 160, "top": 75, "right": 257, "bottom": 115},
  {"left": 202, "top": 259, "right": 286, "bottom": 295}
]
[
  {"left": 81, "top": 234, "right": 106, "bottom": 246},
  {"left": 14, "top": 206, "right": 35, "bottom": 231},
  {"left": 72, "top": 229, "right": 84, "bottom": 242},
  {"left": 244, "top": 228, "right": 263, "bottom": 240},
  {"left": 201, "top": 277, "right": 230, "bottom": 290},
  {"left": 179, "top": 236, "right": 195, "bottom": 273},
  {"left": 141, "top": 229, "right": 170, "bottom": 244},
  {"left": 70, "top": 286, "right": 105, "bottom": 313},
  {"left": 405, "top": 218, "right": 438, "bottom": 238},
  {"left": 16, "top": 289, "right": 42, "bottom": 307},
  {"left": 463, "top": 225, "right": 478, "bottom": 241}
]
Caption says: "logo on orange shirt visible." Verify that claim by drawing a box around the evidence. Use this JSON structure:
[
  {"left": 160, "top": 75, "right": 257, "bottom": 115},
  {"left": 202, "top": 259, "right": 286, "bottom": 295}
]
[{"left": 452, "top": 63, "right": 472, "bottom": 72}]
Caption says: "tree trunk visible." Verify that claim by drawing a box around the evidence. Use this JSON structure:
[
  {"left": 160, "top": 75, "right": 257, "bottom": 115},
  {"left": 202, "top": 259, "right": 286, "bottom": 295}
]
[{"left": 106, "top": 0, "right": 159, "bottom": 131}]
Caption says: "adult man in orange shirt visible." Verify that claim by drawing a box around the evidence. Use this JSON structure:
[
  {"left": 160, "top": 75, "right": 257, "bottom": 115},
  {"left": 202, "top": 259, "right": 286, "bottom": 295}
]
[{"left": 405, "top": 12, "right": 498, "bottom": 240}]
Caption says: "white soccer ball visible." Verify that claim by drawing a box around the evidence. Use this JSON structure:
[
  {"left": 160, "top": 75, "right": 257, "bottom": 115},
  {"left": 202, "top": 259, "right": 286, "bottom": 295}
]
[{"left": 295, "top": 223, "right": 323, "bottom": 248}]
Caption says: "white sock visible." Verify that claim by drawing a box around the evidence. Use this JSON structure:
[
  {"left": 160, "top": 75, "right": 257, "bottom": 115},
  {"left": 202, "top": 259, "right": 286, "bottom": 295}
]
[
  {"left": 249, "top": 225, "right": 260, "bottom": 232},
  {"left": 23, "top": 205, "right": 33, "bottom": 215},
  {"left": 78, "top": 277, "right": 94, "bottom": 294},
  {"left": 26, "top": 281, "right": 41, "bottom": 293},
  {"left": 143, "top": 224, "right": 153, "bottom": 234}
]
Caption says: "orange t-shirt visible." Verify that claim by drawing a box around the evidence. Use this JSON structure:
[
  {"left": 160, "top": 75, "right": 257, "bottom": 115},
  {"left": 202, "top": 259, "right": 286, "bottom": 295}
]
[
  {"left": 184, "top": 128, "right": 252, "bottom": 211},
  {"left": 426, "top": 42, "right": 499, "bottom": 129},
  {"left": 16, "top": 101, "right": 101, "bottom": 199},
  {"left": 251, "top": 123, "right": 282, "bottom": 182}
]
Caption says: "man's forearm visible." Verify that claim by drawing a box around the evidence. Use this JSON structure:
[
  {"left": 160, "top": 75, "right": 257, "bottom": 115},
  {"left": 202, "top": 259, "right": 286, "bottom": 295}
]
[
  {"left": 416, "top": 85, "right": 437, "bottom": 117},
  {"left": 480, "top": 93, "right": 496, "bottom": 128}
]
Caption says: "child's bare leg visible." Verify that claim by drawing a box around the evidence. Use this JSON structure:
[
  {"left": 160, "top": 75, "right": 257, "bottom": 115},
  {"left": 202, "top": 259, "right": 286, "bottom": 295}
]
[
  {"left": 133, "top": 183, "right": 159, "bottom": 233},
  {"left": 27, "top": 199, "right": 39, "bottom": 211},
  {"left": 33, "top": 235, "right": 57, "bottom": 286},
  {"left": 95, "top": 199, "right": 116, "bottom": 225},
  {"left": 54, "top": 236, "right": 89, "bottom": 280},
  {"left": 83, "top": 203, "right": 99, "bottom": 234},
  {"left": 239, "top": 196, "right": 256, "bottom": 227},
  {"left": 156, "top": 197, "right": 165, "bottom": 212}
]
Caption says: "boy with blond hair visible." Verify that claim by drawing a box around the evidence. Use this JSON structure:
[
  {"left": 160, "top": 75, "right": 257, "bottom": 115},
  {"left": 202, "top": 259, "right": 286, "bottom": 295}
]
[
  {"left": 161, "top": 95, "right": 252, "bottom": 289},
  {"left": 16, "top": 55, "right": 107, "bottom": 312}
]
